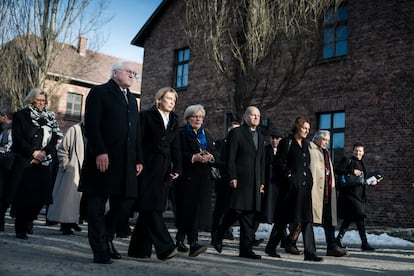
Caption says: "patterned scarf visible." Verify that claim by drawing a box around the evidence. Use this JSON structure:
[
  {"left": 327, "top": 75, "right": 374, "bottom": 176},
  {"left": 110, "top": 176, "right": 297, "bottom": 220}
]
[
  {"left": 29, "top": 105, "right": 63, "bottom": 166},
  {"left": 185, "top": 122, "right": 207, "bottom": 151}
]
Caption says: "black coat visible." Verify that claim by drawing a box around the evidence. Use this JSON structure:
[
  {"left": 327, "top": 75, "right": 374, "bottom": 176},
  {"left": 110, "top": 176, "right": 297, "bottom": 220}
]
[
  {"left": 79, "top": 79, "right": 143, "bottom": 198},
  {"left": 273, "top": 135, "right": 313, "bottom": 224},
  {"left": 336, "top": 156, "right": 367, "bottom": 220},
  {"left": 11, "top": 108, "right": 59, "bottom": 204},
  {"left": 260, "top": 144, "right": 278, "bottom": 223},
  {"left": 175, "top": 126, "right": 219, "bottom": 229},
  {"left": 226, "top": 124, "right": 265, "bottom": 212},
  {"left": 136, "top": 106, "right": 181, "bottom": 211}
]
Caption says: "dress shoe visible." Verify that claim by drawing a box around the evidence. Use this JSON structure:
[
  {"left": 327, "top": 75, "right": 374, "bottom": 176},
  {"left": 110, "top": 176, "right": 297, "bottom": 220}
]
[
  {"left": 93, "top": 256, "right": 113, "bottom": 264},
  {"left": 176, "top": 241, "right": 189, "bottom": 253},
  {"left": 285, "top": 244, "right": 302, "bottom": 255},
  {"left": 128, "top": 252, "right": 151, "bottom": 259},
  {"left": 16, "top": 233, "right": 28, "bottom": 240},
  {"left": 71, "top": 223, "right": 82, "bottom": 232},
  {"left": 252, "top": 238, "right": 264, "bottom": 246},
  {"left": 223, "top": 231, "right": 234, "bottom": 240},
  {"left": 361, "top": 242, "right": 375, "bottom": 251},
  {"left": 107, "top": 241, "right": 121, "bottom": 259},
  {"left": 212, "top": 235, "right": 223, "bottom": 253},
  {"left": 158, "top": 248, "right": 177, "bottom": 261},
  {"left": 239, "top": 250, "right": 261, "bottom": 259},
  {"left": 304, "top": 254, "right": 323, "bottom": 262},
  {"left": 265, "top": 247, "right": 281, "bottom": 258},
  {"left": 327, "top": 247, "right": 348, "bottom": 257},
  {"left": 189, "top": 242, "right": 207, "bottom": 257},
  {"left": 62, "top": 229, "right": 74, "bottom": 235},
  {"left": 335, "top": 236, "right": 346, "bottom": 248}
]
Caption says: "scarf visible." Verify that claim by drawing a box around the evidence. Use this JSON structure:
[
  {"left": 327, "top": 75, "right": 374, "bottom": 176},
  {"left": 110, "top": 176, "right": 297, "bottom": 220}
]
[
  {"left": 185, "top": 123, "right": 207, "bottom": 151},
  {"left": 0, "top": 122, "right": 12, "bottom": 148}
]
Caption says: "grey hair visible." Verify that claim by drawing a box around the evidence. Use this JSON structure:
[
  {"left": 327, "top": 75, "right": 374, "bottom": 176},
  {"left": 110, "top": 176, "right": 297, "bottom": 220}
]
[
  {"left": 183, "top": 104, "right": 205, "bottom": 121},
  {"left": 23, "top": 87, "right": 48, "bottom": 106},
  {"left": 312, "top": 130, "right": 331, "bottom": 142},
  {"left": 110, "top": 60, "right": 134, "bottom": 78}
]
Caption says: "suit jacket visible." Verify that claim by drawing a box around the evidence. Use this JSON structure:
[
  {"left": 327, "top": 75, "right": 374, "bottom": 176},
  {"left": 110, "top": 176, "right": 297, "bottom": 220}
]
[
  {"left": 137, "top": 106, "right": 181, "bottom": 211},
  {"left": 79, "top": 79, "right": 143, "bottom": 198},
  {"left": 226, "top": 124, "right": 265, "bottom": 212}
]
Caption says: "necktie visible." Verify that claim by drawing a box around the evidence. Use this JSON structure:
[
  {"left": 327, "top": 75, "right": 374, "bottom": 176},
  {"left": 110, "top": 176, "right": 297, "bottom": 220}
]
[{"left": 122, "top": 89, "right": 128, "bottom": 104}]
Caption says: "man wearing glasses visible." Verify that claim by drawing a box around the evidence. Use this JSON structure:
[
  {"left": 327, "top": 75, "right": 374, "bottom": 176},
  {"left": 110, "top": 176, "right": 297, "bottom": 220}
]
[{"left": 79, "top": 60, "right": 143, "bottom": 264}]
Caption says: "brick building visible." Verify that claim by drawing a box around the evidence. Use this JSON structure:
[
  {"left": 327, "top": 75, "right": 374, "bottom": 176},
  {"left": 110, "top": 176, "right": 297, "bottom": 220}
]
[{"left": 132, "top": 0, "right": 414, "bottom": 227}]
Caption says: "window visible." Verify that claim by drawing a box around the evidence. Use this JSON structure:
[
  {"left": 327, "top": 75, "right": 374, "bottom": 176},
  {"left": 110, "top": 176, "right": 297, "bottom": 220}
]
[
  {"left": 65, "top": 92, "right": 82, "bottom": 120},
  {"left": 318, "top": 111, "right": 345, "bottom": 165},
  {"left": 175, "top": 48, "right": 190, "bottom": 89},
  {"left": 322, "top": 2, "right": 348, "bottom": 59}
]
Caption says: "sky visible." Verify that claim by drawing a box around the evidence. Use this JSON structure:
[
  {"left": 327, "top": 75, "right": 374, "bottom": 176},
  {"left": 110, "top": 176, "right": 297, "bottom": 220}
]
[{"left": 97, "top": 0, "right": 163, "bottom": 63}]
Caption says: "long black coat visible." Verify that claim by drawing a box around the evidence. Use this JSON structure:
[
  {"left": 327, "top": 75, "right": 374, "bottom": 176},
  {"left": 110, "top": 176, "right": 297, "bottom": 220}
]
[
  {"left": 260, "top": 144, "right": 278, "bottom": 223},
  {"left": 11, "top": 108, "right": 59, "bottom": 204},
  {"left": 273, "top": 135, "right": 313, "bottom": 224},
  {"left": 336, "top": 156, "right": 367, "bottom": 220},
  {"left": 226, "top": 124, "right": 265, "bottom": 212},
  {"left": 175, "top": 126, "right": 219, "bottom": 229},
  {"left": 136, "top": 106, "right": 181, "bottom": 211},
  {"left": 79, "top": 79, "right": 143, "bottom": 198}
]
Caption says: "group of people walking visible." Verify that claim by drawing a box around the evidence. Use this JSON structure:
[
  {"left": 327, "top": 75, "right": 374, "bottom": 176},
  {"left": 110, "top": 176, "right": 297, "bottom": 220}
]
[{"left": 0, "top": 60, "right": 378, "bottom": 265}]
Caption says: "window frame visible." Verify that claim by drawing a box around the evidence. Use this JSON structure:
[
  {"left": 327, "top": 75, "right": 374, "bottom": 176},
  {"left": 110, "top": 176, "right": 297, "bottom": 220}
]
[
  {"left": 322, "top": 1, "right": 348, "bottom": 60},
  {"left": 65, "top": 92, "right": 83, "bottom": 121},
  {"left": 174, "top": 47, "right": 190, "bottom": 90},
  {"left": 317, "top": 111, "right": 345, "bottom": 166}
]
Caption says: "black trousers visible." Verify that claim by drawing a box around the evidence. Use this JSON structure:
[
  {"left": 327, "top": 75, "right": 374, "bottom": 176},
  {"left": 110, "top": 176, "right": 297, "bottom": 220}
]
[
  {"left": 13, "top": 202, "right": 43, "bottom": 234},
  {"left": 322, "top": 201, "right": 337, "bottom": 249},
  {"left": 128, "top": 210, "right": 175, "bottom": 258},
  {"left": 217, "top": 208, "right": 256, "bottom": 253},
  {"left": 86, "top": 195, "right": 124, "bottom": 257}
]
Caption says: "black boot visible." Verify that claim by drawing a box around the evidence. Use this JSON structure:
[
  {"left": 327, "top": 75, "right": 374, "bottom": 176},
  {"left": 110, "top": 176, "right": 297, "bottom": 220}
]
[
  {"left": 107, "top": 241, "right": 121, "bottom": 259},
  {"left": 336, "top": 225, "right": 347, "bottom": 249},
  {"left": 357, "top": 219, "right": 375, "bottom": 251}
]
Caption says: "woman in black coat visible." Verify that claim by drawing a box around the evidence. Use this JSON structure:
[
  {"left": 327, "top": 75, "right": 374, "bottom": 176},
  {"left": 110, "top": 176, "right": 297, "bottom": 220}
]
[
  {"left": 175, "top": 104, "right": 219, "bottom": 257},
  {"left": 128, "top": 87, "right": 181, "bottom": 261},
  {"left": 11, "top": 88, "right": 62, "bottom": 239},
  {"left": 265, "top": 116, "right": 322, "bottom": 261},
  {"left": 335, "top": 142, "right": 377, "bottom": 251}
]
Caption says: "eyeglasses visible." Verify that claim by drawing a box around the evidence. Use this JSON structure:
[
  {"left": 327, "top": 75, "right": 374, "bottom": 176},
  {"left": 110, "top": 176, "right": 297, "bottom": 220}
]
[
  {"left": 117, "top": 69, "right": 138, "bottom": 78},
  {"left": 190, "top": 115, "right": 204, "bottom": 120},
  {"left": 34, "top": 99, "right": 46, "bottom": 102}
]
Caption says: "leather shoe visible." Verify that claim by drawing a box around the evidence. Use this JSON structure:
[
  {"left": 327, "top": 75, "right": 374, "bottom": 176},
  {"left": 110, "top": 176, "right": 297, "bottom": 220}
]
[
  {"left": 223, "top": 231, "right": 234, "bottom": 240},
  {"left": 158, "top": 248, "right": 177, "bottom": 261},
  {"left": 189, "top": 242, "right": 207, "bottom": 257},
  {"left": 265, "top": 247, "right": 281, "bottom": 258},
  {"left": 285, "top": 244, "right": 302, "bottom": 255},
  {"left": 16, "top": 233, "right": 28, "bottom": 240},
  {"left": 72, "top": 223, "right": 82, "bottom": 232},
  {"left": 212, "top": 235, "right": 223, "bottom": 253},
  {"left": 239, "top": 250, "right": 261, "bottom": 259},
  {"left": 176, "top": 241, "right": 189, "bottom": 253},
  {"left": 327, "top": 247, "right": 348, "bottom": 257},
  {"left": 93, "top": 257, "right": 112, "bottom": 264},
  {"left": 252, "top": 238, "right": 264, "bottom": 246},
  {"left": 107, "top": 241, "right": 121, "bottom": 259},
  {"left": 304, "top": 254, "right": 323, "bottom": 262}
]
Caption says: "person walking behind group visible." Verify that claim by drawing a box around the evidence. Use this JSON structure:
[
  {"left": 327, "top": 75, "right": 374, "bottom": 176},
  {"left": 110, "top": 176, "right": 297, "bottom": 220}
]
[
  {"left": 11, "top": 88, "right": 62, "bottom": 240},
  {"left": 0, "top": 106, "right": 14, "bottom": 231},
  {"left": 335, "top": 142, "right": 377, "bottom": 251},
  {"left": 309, "top": 130, "right": 347, "bottom": 257},
  {"left": 78, "top": 60, "right": 143, "bottom": 264},
  {"left": 175, "top": 104, "right": 220, "bottom": 257},
  {"left": 47, "top": 122, "right": 85, "bottom": 235},
  {"left": 128, "top": 87, "right": 181, "bottom": 261},
  {"left": 212, "top": 106, "right": 265, "bottom": 259}
]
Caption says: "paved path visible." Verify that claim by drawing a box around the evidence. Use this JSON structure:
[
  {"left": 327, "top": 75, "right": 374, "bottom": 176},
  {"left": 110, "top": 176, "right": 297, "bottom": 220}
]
[{"left": 1, "top": 216, "right": 413, "bottom": 276}]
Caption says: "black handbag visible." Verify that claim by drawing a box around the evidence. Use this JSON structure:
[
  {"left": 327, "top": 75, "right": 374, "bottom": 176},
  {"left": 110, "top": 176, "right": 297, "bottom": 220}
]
[
  {"left": 0, "top": 151, "right": 16, "bottom": 170},
  {"left": 339, "top": 173, "right": 365, "bottom": 187}
]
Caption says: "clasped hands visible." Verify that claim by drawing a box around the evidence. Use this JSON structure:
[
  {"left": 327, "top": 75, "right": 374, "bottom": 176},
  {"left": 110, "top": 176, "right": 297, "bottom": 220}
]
[
  {"left": 193, "top": 151, "right": 214, "bottom": 164},
  {"left": 31, "top": 149, "right": 46, "bottom": 165}
]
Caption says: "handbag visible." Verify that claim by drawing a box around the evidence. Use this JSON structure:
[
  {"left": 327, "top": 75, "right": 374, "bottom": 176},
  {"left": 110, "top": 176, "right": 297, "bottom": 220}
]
[
  {"left": 0, "top": 151, "right": 16, "bottom": 170},
  {"left": 339, "top": 173, "right": 365, "bottom": 187}
]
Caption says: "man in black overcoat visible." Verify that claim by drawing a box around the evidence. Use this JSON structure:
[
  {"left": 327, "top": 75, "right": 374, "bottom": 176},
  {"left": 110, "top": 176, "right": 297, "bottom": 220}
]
[
  {"left": 78, "top": 60, "right": 143, "bottom": 264},
  {"left": 212, "top": 106, "right": 265, "bottom": 259}
]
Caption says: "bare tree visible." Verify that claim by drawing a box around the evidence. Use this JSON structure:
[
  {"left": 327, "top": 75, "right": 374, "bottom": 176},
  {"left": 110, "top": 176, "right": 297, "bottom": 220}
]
[
  {"left": 184, "top": 0, "right": 342, "bottom": 119},
  {"left": 0, "top": 0, "right": 111, "bottom": 109}
]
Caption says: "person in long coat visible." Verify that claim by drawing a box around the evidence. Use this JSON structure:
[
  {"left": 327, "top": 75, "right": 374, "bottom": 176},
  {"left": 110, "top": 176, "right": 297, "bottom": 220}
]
[
  {"left": 174, "top": 104, "right": 220, "bottom": 257},
  {"left": 265, "top": 116, "right": 322, "bottom": 261},
  {"left": 128, "top": 87, "right": 181, "bottom": 261},
  {"left": 212, "top": 106, "right": 265, "bottom": 259},
  {"left": 335, "top": 142, "right": 377, "bottom": 251},
  {"left": 78, "top": 60, "right": 143, "bottom": 264},
  {"left": 47, "top": 123, "right": 85, "bottom": 235},
  {"left": 309, "top": 130, "right": 347, "bottom": 257},
  {"left": 11, "top": 88, "right": 62, "bottom": 240}
]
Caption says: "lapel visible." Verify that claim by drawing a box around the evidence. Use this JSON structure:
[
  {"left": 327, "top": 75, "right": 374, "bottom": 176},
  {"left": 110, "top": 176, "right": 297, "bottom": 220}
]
[
  {"left": 108, "top": 79, "right": 129, "bottom": 106},
  {"left": 241, "top": 124, "right": 257, "bottom": 151}
]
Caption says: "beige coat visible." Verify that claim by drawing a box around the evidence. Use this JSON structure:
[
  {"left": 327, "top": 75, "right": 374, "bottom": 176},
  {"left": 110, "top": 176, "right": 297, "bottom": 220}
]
[
  {"left": 47, "top": 124, "right": 85, "bottom": 223},
  {"left": 309, "top": 141, "right": 337, "bottom": 225}
]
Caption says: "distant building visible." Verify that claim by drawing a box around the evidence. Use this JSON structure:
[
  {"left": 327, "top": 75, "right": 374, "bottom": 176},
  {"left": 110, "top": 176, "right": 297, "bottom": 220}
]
[{"left": 132, "top": 0, "right": 414, "bottom": 226}]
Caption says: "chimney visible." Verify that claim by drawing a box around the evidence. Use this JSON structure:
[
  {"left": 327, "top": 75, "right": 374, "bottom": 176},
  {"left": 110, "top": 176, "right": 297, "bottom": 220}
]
[{"left": 77, "top": 36, "right": 87, "bottom": 56}]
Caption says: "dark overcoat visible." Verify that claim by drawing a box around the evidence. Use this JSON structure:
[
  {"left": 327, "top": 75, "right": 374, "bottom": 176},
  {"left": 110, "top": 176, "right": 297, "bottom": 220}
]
[
  {"left": 336, "top": 156, "right": 367, "bottom": 220},
  {"left": 78, "top": 79, "right": 142, "bottom": 198},
  {"left": 175, "top": 126, "right": 219, "bottom": 229},
  {"left": 260, "top": 144, "right": 278, "bottom": 223},
  {"left": 226, "top": 124, "right": 265, "bottom": 212},
  {"left": 11, "top": 108, "right": 58, "bottom": 204},
  {"left": 136, "top": 106, "right": 181, "bottom": 211},
  {"left": 273, "top": 135, "right": 313, "bottom": 224}
]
